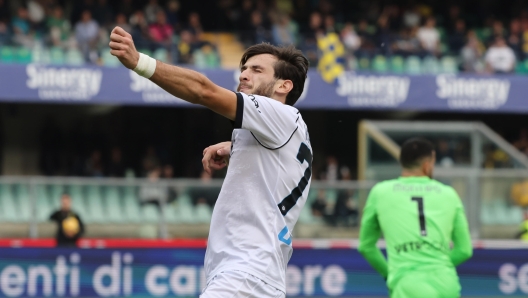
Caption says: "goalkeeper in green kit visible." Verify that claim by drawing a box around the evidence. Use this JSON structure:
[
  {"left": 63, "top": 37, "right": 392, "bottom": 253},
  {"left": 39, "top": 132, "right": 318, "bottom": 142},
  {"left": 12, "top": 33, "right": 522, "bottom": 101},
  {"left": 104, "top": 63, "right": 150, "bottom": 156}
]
[{"left": 358, "top": 138, "right": 473, "bottom": 298}]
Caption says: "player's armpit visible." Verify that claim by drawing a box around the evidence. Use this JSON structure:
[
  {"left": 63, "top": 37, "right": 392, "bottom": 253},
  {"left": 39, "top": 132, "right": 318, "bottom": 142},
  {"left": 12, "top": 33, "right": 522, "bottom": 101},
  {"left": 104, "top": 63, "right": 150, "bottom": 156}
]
[
  {"left": 149, "top": 62, "right": 237, "bottom": 120},
  {"left": 449, "top": 205, "right": 473, "bottom": 266}
]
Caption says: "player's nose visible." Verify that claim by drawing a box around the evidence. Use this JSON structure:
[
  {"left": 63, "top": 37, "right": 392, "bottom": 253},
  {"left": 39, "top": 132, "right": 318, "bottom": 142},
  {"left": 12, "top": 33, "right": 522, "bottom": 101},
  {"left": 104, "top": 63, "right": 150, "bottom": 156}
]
[{"left": 239, "top": 69, "right": 250, "bottom": 81}]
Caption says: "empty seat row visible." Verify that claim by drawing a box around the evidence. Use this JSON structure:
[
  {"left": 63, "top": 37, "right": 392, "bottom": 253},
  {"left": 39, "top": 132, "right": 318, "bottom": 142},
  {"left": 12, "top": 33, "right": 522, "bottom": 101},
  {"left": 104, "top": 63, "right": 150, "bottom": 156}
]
[
  {"left": 0, "top": 184, "right": 213, "bottom": 224},
  {"left": 356, "top": 55, "right": 459, "bottom": 75}
]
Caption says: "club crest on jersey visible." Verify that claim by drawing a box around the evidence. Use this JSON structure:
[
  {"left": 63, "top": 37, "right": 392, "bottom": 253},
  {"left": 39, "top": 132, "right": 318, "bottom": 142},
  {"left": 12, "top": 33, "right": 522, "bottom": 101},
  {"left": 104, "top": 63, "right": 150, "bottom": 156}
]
[{"left": 249, "top": 95, "right": 261, "bottom": 113}]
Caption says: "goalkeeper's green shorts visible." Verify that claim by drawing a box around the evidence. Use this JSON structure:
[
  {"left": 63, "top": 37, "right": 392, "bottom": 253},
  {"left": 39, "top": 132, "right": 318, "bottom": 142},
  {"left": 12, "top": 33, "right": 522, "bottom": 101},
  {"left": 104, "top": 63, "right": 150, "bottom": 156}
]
[{"left": 390, "top": 268, "right": 461, "bottom": 298}]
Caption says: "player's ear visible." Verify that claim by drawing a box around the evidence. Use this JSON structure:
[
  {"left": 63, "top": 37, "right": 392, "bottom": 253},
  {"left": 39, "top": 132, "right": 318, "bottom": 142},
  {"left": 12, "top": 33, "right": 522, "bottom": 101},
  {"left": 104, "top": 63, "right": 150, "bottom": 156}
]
[{"left": 275, "top": 79, "right": 293, "bottom": 95}]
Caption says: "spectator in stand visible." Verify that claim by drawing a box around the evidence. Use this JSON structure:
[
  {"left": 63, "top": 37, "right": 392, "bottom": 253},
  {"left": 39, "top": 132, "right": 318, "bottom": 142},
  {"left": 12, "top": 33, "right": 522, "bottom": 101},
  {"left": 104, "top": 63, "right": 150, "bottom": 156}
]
[
  {"left": 139, "top": 166, "right": 167, "bottom": 207},
  {"left": 47, "top": 6, "right": 72, "bottom": 48},
  {"left": 301, "top": 11, "right": 324, "bottom": 65},
  {"left": 166, "top": 0, "right": 181, "bottom": 30},
  {"left": 0, "top": 0, "right": 9, "bottom": 23},
  {"left": 144, "top": 0, "right": 163, "bottom": 24},
  {"left": 118, "top": 0, "right": 134, "bottom": 18},
  {"left": 241, "top": 10, "right": 269, "bottom": 47},
  {"left": 161, "top": 164, "right": 178, "bottom": 204},
  {"left": 311, "top": 189, "right": 328, "bottom": 218},
  {"left": 149, "top": 10, "right": 173, "bottom": 49},
  {"left": 461, "top": 30, "right": 484, "bottom": 72},
  {"left": 375, "top": 15, "right": 392, "bottom": 55},
  {"left": 12, "top": 6, "right": 34, "bottom": 47},
  {"left": 417, "top": 16, "right": 440, "bottom": 56},
  {"left": 237, "top": 0, "right": 254, "bottom": 34},
  {"left": 49, "top": 193, "right": 85, "bottom": 247},
  {"left": 0, "top": 20, "right": 8, "bottom": 46},
  {"left": 93, "top": 0, "right": 114, "bottom": 28},
  {"left": 485, "top": 35, "right": 516, "bottom": 74},
  {"left": 392, "top": 27, "right": 421, "bottom": 57},
  {"left": 27, "top": 0, "right": 46, "bottom": 33},
  {"left": 324, "top": 14, "right": 336, "bottom": 34},
  {"left": 513, "top": 128, "right": 528, "bottom": 154},
  {"left": 85, "top": 149, "right": 104, "bottom": 177},
  {"left": 75, "top": 10, "right": 100, "bottom": 63},
  {"left": 449, "top": 19, "right": 466, "bottom": 54},
  {"left": 332, "top": 167, "right": 358, "bottom": 227},
  {"left": 187, "top": 12, "right": 204, "bottom": 43},
  {"left": 522, "top": 18, "right": 528, "bottom": 60},
  {"left": 488, "top": 20, "right": 506, "bottom": 46},
  {"left": 320, "top": 156, "right": 340, "bottom": 181},
  {"left": 356, "top": 19, "right": 375, "bottom": 55},
  {"left": 402, "top": 5, "right": 421, "bottom": 28},
  {"left": 189, "top": 170, "right": 220, "bottom": 207},
  {"left": 107, "top": 146, "right": 125, "bottom": 177},
  {"left": 142, "top": 145, "right": 160, "bottom": 176},
  {"left": 130, "top": 10, "right": 151, "bottom": 50},
  {"left": 272, "top": 13, "right": 297, "bottom": 46},
  {"left": 177, "top": 29, "right": 197, "bottom": 64},
  {"left": 508, "top": 19, "right": 523, "bottom": 60},
  {"left": 112, "top": 13, "right": 131, "bottom": 34},
  {"left": 341, "top": 22, "right": 361, "bottom": 53}
]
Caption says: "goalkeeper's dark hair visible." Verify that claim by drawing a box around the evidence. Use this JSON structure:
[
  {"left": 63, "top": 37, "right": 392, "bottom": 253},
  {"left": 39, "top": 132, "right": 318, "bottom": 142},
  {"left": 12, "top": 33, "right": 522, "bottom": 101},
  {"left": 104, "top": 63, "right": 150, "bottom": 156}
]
[
  {"left": 399, "top": 138, "right": 435, "bottom": 169},
  {"left": 240, "top": 43, "right": 309, "bottom": 106}
]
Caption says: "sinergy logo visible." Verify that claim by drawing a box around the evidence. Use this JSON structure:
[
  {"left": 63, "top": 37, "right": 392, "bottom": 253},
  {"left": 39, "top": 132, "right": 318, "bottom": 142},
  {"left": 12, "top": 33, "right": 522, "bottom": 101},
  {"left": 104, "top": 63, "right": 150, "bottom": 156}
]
[
  {"left": 336, "top": 72, "right": 410, "bottom": 107},
  {"left": 436, "top": 75, "right": 510, "bottom": 109},
  {"left": 26, "top": 64, "right": 102, "bottom": 100}
]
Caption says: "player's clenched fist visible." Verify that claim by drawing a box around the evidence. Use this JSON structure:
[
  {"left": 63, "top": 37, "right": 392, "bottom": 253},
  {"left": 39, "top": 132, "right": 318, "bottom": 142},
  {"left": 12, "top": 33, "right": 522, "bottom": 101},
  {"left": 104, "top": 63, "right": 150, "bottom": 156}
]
[
  {"left": 202, "top": 142, "right": 231, "bottom": 174},
  {"left": 109, "top": 26, "right": 139, "bottom": 70}
]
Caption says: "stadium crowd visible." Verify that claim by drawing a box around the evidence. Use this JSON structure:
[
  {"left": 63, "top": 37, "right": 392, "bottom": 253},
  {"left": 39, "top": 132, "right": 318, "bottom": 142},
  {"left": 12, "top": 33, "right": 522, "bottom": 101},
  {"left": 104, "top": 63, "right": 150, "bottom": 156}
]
[
  {"left": 0, "top": 0, "right": 219, "bottom": 66},
  {"left": 0, "top": 0, "right": 527, "bottom": 73}
]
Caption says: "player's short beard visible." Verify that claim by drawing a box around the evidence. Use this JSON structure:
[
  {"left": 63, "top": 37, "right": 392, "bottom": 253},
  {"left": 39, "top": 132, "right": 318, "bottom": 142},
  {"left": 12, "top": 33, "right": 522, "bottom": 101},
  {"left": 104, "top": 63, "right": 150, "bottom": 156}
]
[{"left": 247, "top": 79, "right": 277, "bottom": 98}]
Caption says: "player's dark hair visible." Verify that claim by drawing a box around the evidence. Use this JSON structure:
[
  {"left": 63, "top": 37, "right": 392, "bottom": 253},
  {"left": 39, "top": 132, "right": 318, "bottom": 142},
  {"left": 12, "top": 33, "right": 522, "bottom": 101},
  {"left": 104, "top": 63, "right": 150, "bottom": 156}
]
[
  {"left": 399, "top": 138, "right": 435, "bottom": 169},
  {"left": 240, "top": 43, "right": 309, "bottom": 106}
]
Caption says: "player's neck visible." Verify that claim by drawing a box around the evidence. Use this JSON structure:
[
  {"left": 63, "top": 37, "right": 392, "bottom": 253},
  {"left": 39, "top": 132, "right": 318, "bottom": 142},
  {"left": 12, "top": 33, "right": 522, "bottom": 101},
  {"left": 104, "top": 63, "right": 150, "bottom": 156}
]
[{"left": 400, "top": 169, "right": 428, "bottom": 177}]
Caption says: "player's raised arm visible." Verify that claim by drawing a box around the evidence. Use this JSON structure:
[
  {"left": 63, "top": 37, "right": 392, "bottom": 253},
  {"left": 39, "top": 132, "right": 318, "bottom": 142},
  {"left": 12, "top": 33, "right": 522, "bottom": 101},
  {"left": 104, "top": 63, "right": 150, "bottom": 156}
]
[
  {"left": 358, "top": 188, "right": 388, "bottom": 279},
  {"left": 109, "top": 26, "right": 237, "bottom": 120},
  {"left": 449, "top": 191, "right": 473, "bottom": 266}
]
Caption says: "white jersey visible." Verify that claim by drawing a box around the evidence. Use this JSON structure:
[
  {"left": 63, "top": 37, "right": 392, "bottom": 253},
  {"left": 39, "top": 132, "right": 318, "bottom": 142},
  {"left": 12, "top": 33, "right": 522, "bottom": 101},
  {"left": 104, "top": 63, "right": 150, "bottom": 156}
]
[{"left": 204, "top": 92, "right": 312, "bottom": 292}]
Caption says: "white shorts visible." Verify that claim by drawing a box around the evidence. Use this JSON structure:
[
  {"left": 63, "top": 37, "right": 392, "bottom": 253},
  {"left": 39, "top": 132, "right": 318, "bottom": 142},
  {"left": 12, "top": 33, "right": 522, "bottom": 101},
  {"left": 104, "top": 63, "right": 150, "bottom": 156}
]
[{"left": 200, "top": 270, "right": 285, "bottom": 298}]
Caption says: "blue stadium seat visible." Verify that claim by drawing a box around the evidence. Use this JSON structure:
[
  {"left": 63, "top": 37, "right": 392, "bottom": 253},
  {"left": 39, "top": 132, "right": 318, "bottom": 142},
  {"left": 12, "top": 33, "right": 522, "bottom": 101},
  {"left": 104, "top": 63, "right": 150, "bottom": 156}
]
[
  {"left": 101, "top": 49, "right": 121, "bottom": 67},
  {"left": 104, "top": 186, "right": 125, "bottom": 223},
  {"left": 49, "top": 47, "right": 65, "bottom": 65},
  {"left": 152, "top": 48, "right": 169, "bottom": 63},
  {"left": 422, "top": 56, "right": 441, "bottom": 74},
  {"left": 85, "top": 185, "right": 105, "bottom": 223},
  {"left": 194, "top": 203, "right": 212, "bottom": 223},
  {"left": 371, "top": 55, "right": 388, "bottom": 73},
  {"left": 404, "top": 56, "right": 422, "bottom": 75},
  {"left": 16, "top": 47, "right": 32, "bottom": 64},
  {"left": 31, "top": 47, "right": 51, "bottom": 64},
  {"left": 0, "top": 184, "right": 17, "bottom": 222},
  {"left": 440, "top": 56, "right": 458, "bottom": 74},
  {"left": 14, "top": 184, "right": 31, "bottom": 223},
  {"left": 141, "top": 204, "right": 159, "bottom": 223},
  {"left": 65, "top": 49, "right": 85, "bottom": 66},
  {"left": 0, "top": 46, "right": 15, "bottom": 63},
  {"left": 174, "top": 194, "right": 196, "bottom": 223},
  {"left": 35, "top": 185, "right": 53, "bottom": 222},
  {"left": 390, "top": 56, "right": 405, "bottom": 73},
  {"left": 123, "top": 189, "right": 142, "bottom": 223}
]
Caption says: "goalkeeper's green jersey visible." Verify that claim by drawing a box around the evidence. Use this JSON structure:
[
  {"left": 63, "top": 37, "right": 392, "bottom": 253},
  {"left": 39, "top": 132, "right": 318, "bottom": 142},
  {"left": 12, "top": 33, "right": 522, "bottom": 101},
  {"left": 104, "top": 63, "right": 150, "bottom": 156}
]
[{"left": 358, "top": 176, "right": 473, "bottom": 284}]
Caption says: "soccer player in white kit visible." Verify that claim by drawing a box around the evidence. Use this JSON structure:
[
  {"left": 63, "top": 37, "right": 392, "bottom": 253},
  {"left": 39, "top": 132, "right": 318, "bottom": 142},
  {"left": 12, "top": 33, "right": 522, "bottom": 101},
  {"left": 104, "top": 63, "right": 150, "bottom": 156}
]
[{"left": 109, "top": 26, "right": 312, "bottom": 297}]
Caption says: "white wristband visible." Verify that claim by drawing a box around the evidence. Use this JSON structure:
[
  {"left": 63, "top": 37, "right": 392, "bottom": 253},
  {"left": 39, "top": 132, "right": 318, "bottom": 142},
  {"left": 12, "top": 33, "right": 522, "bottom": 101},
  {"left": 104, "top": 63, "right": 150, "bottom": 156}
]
[{"left": 133, "top": 53, "right": 157, "bottom": 78}]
